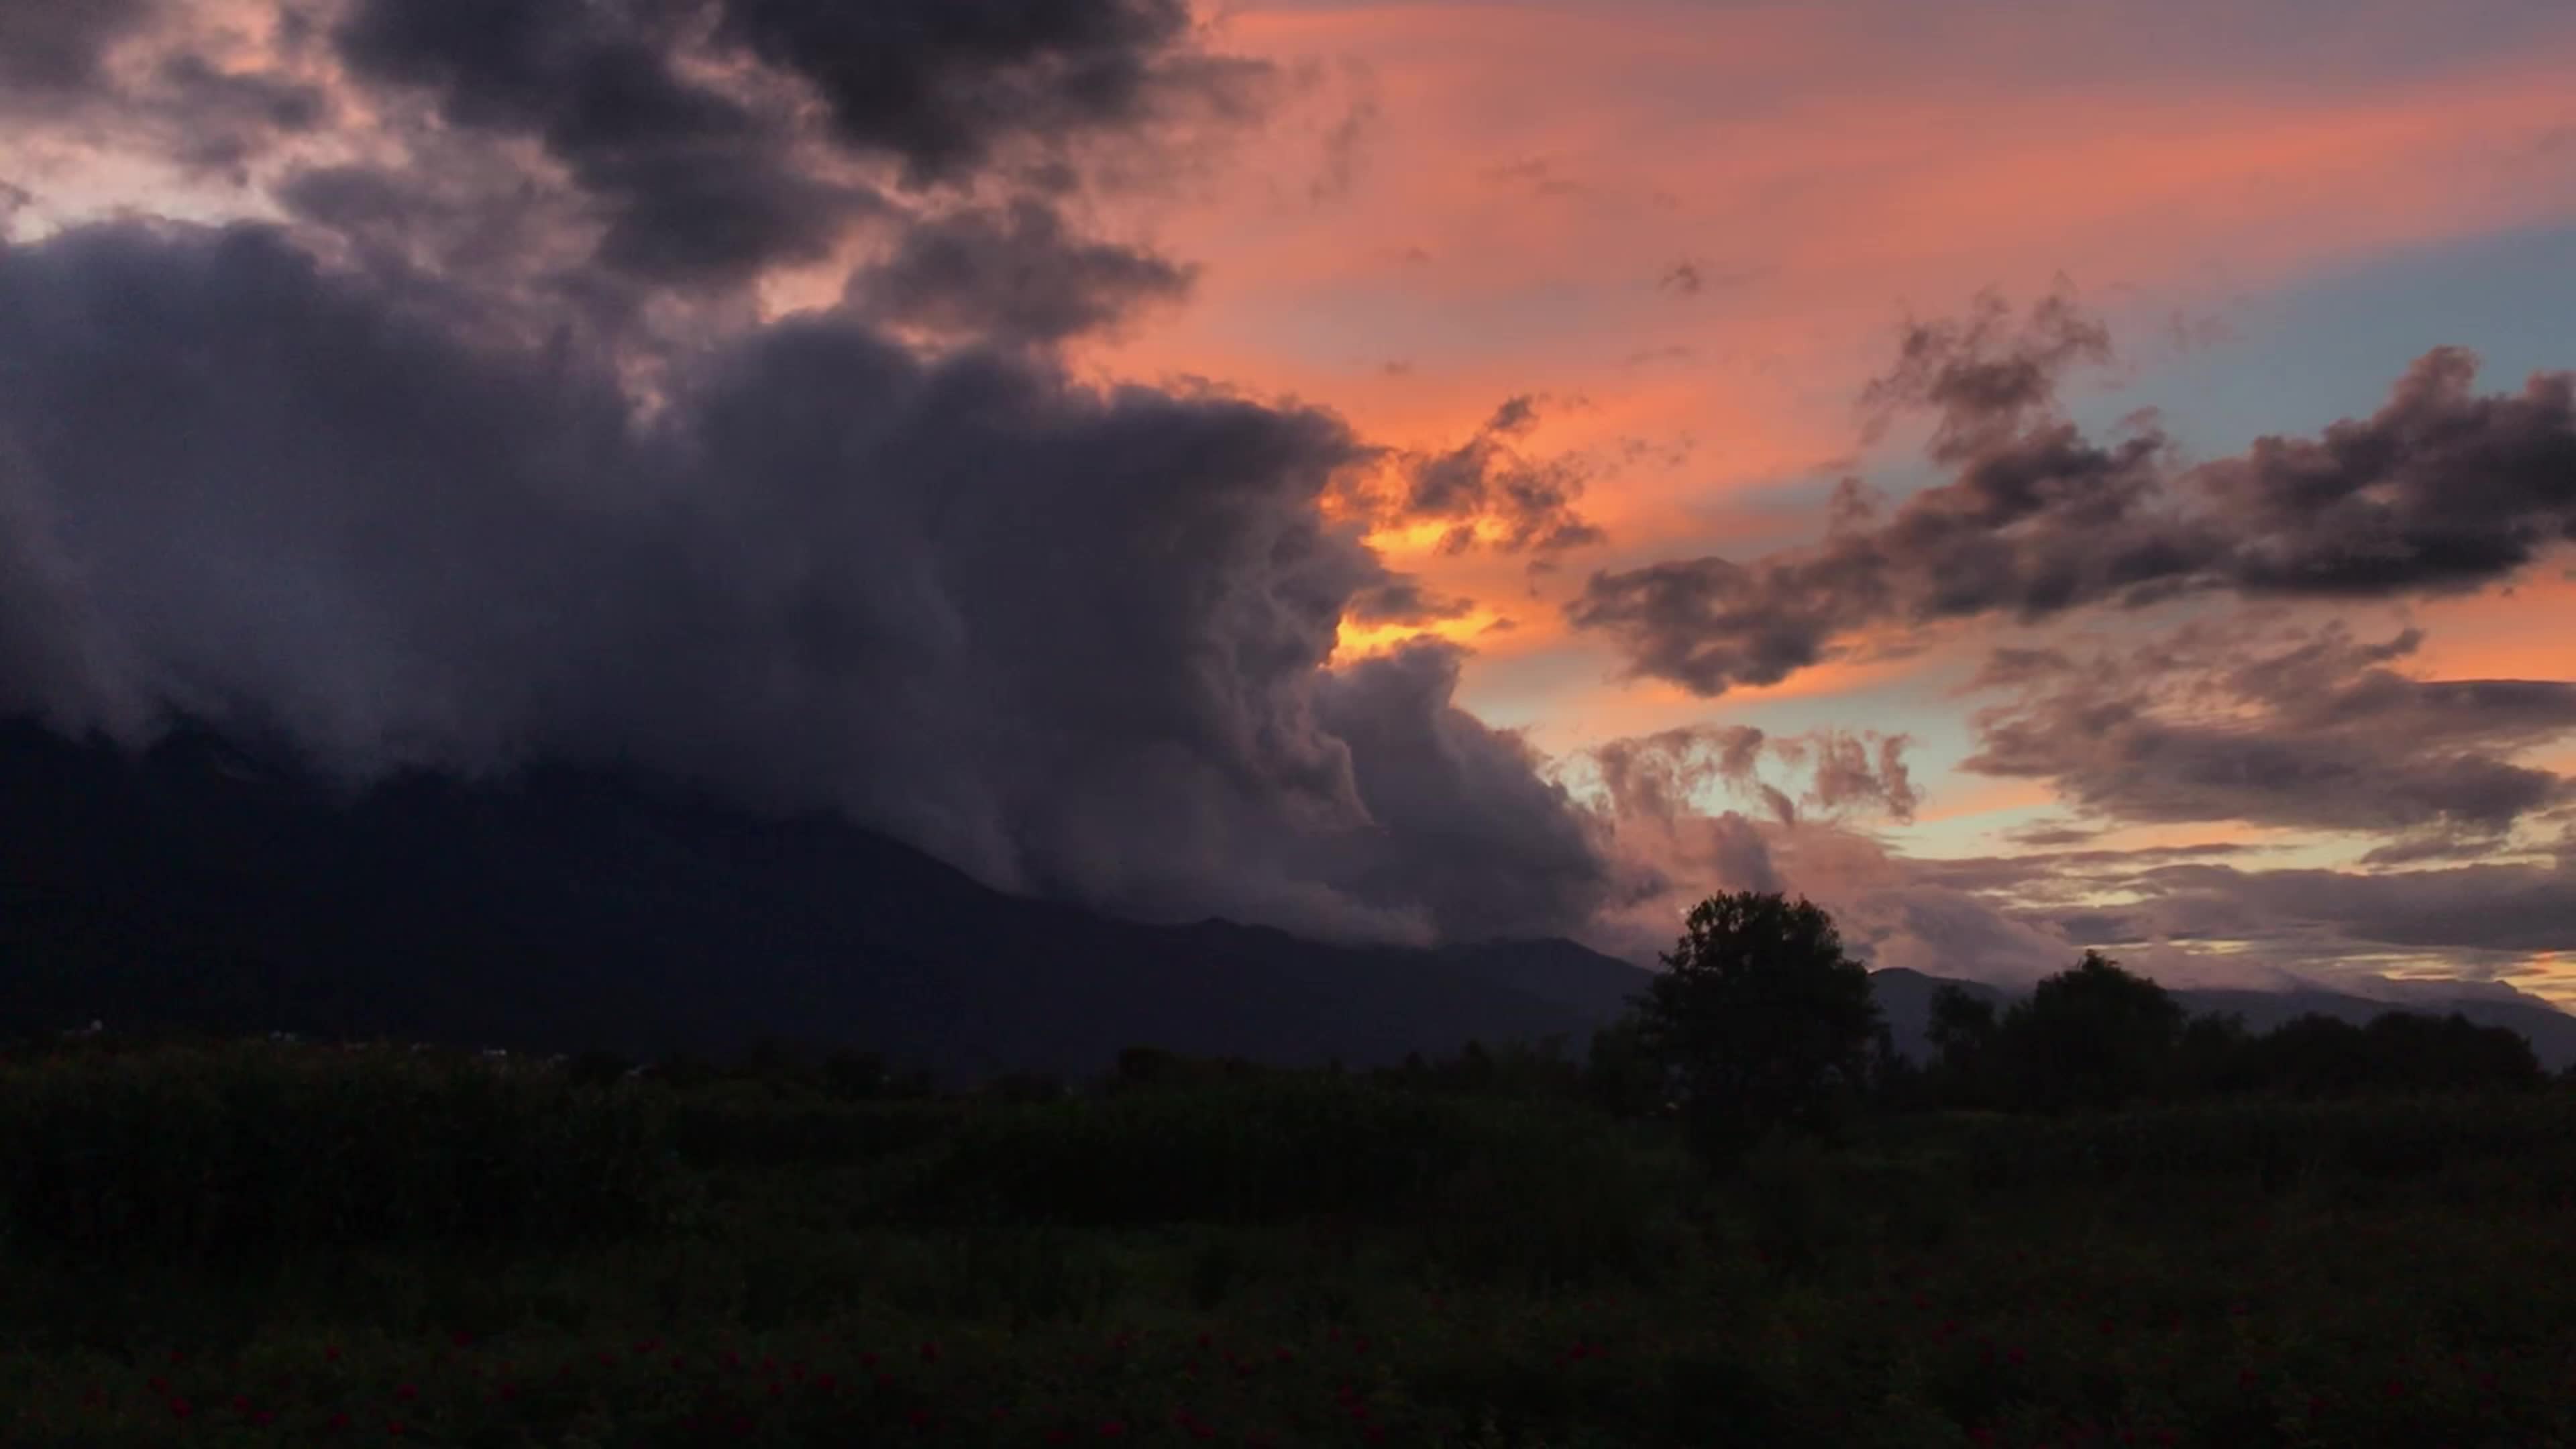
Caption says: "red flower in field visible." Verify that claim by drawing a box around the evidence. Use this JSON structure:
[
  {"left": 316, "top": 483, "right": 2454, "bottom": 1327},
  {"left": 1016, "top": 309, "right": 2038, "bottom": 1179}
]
[
  {"left": 325, "top": 1344, "right": 342, "bottom": 1362},
  {"left": 725, "top": 1350, "right": 743, "bottom": 1370},
  {"left": 2007, "top": 1346, "right": 2027, "bottom": 1367},
  {"left": 1273, "top": 1347, "right": 1295, "bottom": 1364},
  {"left": 169, "top": 1397, "right": 194, "bottom": 1419},
  {"left": 816, "top": 1373, "right": 838, "bottom": 1393},
  {"left": 1969, "top": 1427, "right": 1994, "bottom": 1446},
  {"left": 151, "top": 1376, "right": 172, "bottom": 1394},
  {"left": 1352, "top": 1336, "right": 1370, "bottom": 1356},
  {"left": 1196, "top": 1332, "right": 1213, "bottom": 1350},
  {"left": 330, "top": 1411, "right": 353, "bottom": 1432},
  {"left": 453, "top": 1331, "right": 475, "bottom": 1350},
  {"left": 386, "top": 1421, "right": 406, "bottom": 1438},
  {"left": 235, "top": 1394, "right": 256, "bottom": 1414},
  {"left": 2239, "top": 1368, "right": 2259, "bottom": 1389},
  {"left": 257, "top": 1410, "right": 277, "bottom": 1427},
  {"left": 394, "top": 1383, "right": 419, "bottom": 1402},
  {"left": 670, "top": 1354, "right": 687, "bottom": 1372},
  {"left": 861, "top": 1352, "right": 880, "bottom": 1368},
  {"left": 497, "top": 1380, "right": 518, "bottom": 1401},
  {"left": 920, "top": 1342, "right": 941, "bottom": 1364},
  {"left": 909, "top": 1407, "right": 934, "bottom": 1430},
  {"left": 1099, "top": 1419, "right": 1127, "bottom": 1438}
]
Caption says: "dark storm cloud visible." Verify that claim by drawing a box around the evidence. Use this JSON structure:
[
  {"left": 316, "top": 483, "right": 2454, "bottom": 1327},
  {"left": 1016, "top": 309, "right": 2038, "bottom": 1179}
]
[
  {"left": 1312, "top": 643, "right": 1617, "bottom": 941},
  {"left": 1343, "top": 577, "right": 1474, "bottom": 627},
  {"left": 0, "top": 218, "right": 1632, "bottom": 945},
  {"left": 0, "top": 0, "right": 156, "bottom": 96},
  {"left": 333, "top": 0, "right": 865, "bottom": 285},
  {"left": 1961, "top": 621, "right": 2576, "bottom": 845},
  {"left": 712, "top": 0, "right": 1264, "bottom": 185},
  {"left": 1380, "top": 396, "right": 1607, "bottom": 555},
  {"left": 1570, "top": 296, "right": 2576, "bottom": 697},
  {"left": 849, "top": 199, "right": 1195, "bottom": 344}
]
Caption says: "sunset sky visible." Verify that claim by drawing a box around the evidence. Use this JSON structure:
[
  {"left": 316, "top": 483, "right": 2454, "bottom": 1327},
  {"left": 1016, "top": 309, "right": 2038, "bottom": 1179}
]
[{"left": 3, "top": 0, "right": 2571, "bottom": 1002}]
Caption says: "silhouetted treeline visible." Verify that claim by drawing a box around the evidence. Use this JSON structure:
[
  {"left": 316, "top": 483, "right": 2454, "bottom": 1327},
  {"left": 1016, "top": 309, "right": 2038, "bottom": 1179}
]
[{"left": 1892, "top": 950, "right": 2547, "bottom": 1114}]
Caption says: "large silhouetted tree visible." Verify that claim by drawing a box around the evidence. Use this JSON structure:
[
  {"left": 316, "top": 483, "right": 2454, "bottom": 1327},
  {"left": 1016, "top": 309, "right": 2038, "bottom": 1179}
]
[{"left": 1626, "top": 892, "right": 1881, "bottom": 1164}]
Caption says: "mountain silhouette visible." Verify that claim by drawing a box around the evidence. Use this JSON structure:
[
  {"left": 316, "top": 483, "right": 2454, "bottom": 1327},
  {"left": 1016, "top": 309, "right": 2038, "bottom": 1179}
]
[
  {"left": 4, "top": 719, "right": 2568, "bottom": 1076},
  {"left": 0, "top": 718, "right": 1652, "bottom": 1077}
]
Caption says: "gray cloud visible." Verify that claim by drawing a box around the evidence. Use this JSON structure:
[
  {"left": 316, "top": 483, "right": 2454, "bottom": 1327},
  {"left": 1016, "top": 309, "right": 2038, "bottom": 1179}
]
[
  {"left": 1962, "top": 620, "right": 2576, "bottom": 846},
  {"left": 712, "top": 0, "right": 1263, "bottom": 186},
  {"left": 1344, "top": 577, "right": 1474, "bottom": 627},
  {"left": 0, "top": 0, "right": 156, "bottom": 97},
  {"left": 333, "top": 0, "right": 868, "bottom": 285},
  {"left": 849, "top": 198, "right": 1195, "bottom": 344},
  {"left": 1571, "top": 297, "right": 2576, "bottom": 697},
  {"left": 2131, "top": 857, "right": 2576, "bottom": 961},
  {"left": 1313, "top": 643, "right": 1617, "bottom": 941}
]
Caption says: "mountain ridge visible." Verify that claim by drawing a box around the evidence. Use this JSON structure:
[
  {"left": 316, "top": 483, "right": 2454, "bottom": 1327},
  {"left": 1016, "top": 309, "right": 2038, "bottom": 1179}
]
[{"left": 3, "top": 719, "right": 2568, "bottom": 1074}]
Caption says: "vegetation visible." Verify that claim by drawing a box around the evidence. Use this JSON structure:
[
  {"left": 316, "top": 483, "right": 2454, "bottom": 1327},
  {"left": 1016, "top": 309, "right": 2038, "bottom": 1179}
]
[{"left": 2, "top": 894, "right": 2572, "bottom": 1446}]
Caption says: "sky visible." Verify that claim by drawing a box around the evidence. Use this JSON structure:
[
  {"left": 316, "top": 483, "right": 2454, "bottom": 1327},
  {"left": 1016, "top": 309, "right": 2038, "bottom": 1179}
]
[{"left": 1, "top": 0, "right": 2571, "bottom": 1003}]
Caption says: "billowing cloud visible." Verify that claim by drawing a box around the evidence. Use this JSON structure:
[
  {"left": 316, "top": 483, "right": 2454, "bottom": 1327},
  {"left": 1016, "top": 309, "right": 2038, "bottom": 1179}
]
[
  {"left": 849, "top": 198, "right": 1195, "bottom": 345},
  {"left": 712, "top": 0, "right": 1258, "bottom": 186},
  {"left": 332, "top": 0, "right": 873, "bottom": 284},
  {"left": 1571, "top": 297, "right": 2576, "bottom": 696},
  {"left": 1962, "top": 619, "right": 2576, "bottom": 850},
  {"left": 0, "top": 215, "right": 1644, "bottom": 946}
]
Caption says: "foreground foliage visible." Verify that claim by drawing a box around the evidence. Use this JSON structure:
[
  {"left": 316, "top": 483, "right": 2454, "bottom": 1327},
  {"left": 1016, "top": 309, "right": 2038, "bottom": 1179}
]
[{"left": 4, "top": 1038, "right": 2575, "bottom": 1447}]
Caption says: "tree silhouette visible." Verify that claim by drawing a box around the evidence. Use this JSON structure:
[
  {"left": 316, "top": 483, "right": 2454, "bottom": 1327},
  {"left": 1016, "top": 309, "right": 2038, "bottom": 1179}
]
[
  {"left": 2001, "top": 950, "right": 2182, "bottom": 1110},
  {"left": 1625, "top": 892, "right": 1881, "bottom": 1164}
]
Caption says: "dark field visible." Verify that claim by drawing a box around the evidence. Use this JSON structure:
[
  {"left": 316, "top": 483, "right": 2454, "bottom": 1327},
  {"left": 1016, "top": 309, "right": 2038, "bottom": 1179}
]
[{"left": 4, "top": 1042, "right": 2574, "bottom": 1448}]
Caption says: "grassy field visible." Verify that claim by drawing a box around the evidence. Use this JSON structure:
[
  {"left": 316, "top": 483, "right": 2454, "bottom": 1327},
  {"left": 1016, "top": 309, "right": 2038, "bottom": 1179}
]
[{"left": 3, "top": 1042, "right": 2573, "bottom": 1447}]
